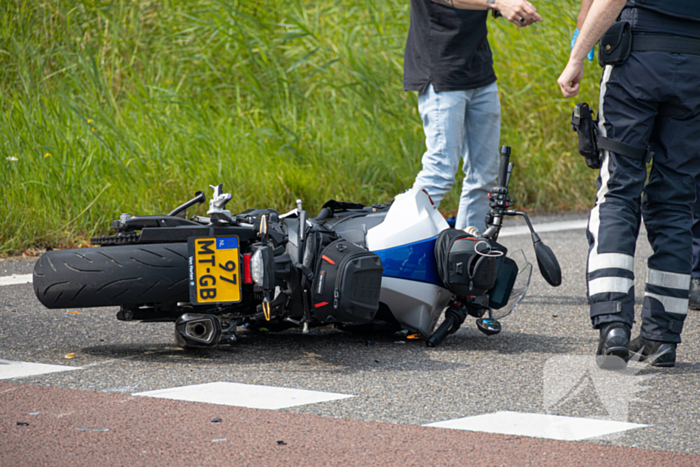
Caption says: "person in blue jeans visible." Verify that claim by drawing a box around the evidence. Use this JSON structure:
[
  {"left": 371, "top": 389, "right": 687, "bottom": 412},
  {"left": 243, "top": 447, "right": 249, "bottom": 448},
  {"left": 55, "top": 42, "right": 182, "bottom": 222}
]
[{"left": 404, "top": 0, "right": 542, "bottom": 233}]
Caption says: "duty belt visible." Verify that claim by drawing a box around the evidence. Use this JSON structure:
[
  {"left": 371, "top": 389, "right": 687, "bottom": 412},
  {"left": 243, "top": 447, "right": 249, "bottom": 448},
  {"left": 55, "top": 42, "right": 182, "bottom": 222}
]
[{"left": 632, "top": 32, "right": 700, "bottom": 56}]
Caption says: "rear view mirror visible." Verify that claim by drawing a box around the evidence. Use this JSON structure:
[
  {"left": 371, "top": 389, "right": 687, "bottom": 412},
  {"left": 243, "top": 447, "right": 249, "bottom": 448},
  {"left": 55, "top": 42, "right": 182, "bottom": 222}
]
[{"left": 534, "top": 240, "right": 562, "bottom": 287}]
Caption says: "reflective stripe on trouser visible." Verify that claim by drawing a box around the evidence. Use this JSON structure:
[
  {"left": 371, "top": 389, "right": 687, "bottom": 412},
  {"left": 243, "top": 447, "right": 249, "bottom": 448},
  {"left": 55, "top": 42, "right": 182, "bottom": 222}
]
[{"left": 588, "top": 51, "right": 700, "bottom": 343}]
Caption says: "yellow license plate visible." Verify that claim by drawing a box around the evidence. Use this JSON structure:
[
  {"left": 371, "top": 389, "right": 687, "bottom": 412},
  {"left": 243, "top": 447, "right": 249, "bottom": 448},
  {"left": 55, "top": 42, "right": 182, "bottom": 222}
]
[{"left": 189, "top": 236, "right": 242, "bottom": 304}]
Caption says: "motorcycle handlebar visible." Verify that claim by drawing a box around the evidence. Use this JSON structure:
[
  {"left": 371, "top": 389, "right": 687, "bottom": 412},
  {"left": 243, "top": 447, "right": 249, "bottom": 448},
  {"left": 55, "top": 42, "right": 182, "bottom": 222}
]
[
  {"left": 498, "top": 146, "right": 511, "bottom": 188},
  {"left": 426, "top": 301, "right": 468, "bottom": 348},
  {"left": 426, "top": 314, "right": 458, "bottom": 348}
]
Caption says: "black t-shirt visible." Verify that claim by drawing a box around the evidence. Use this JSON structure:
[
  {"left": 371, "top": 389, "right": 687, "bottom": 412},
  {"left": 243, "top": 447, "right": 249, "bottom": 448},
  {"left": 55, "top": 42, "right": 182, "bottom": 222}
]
[{"left": 404, "top": 0, "right": 497, "bottom": 93}]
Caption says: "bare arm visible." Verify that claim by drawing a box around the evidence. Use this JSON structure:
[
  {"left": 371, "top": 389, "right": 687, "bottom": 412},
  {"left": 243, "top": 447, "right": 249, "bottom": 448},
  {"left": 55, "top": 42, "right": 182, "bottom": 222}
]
[
  {"left": 431, "top": 0, "right": 543, "bottom": 27},
  {"left": 576, "top": 0, "right": 594, "bottom": 29},
  {"left": 571, "top": 0, "right": 624, "bottom": 62},
  {"left": 557, "top": 0, "right": 626, "bottom": 97}
]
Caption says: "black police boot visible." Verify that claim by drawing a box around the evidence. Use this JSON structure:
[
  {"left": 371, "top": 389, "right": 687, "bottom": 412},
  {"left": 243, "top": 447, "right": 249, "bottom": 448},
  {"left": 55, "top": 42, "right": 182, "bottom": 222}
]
[
  {"left": 689, "top": 278, "right": 700, "bottom": 310},
  {"left": 629, "top": 335, "right": 676, "bottom": 367},
  {"left": 596, "top": 322, "right": 630, "bottom": 370}
]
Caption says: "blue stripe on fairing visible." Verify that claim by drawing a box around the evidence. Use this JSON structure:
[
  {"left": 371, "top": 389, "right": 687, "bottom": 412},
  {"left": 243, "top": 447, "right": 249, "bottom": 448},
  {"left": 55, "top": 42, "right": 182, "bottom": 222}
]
[{"left": 373, "top": 236, "right": 443, "bottom": 286}]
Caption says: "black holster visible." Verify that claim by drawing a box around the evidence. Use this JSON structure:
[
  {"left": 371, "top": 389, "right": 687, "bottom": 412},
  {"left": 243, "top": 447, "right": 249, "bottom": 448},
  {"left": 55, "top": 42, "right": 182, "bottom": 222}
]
[
  {"left": 571, "top": 103, "right": 601, "bottom": 169},
  {"left": 571, "top": 102, "right": 653, "bottom": 169}
]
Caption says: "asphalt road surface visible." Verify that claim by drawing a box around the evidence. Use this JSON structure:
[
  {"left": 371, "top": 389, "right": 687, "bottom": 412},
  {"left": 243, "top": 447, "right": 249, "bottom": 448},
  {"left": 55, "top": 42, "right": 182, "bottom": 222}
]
[{"left": 2, "top": 215, "right": 699, "bottom": 466}]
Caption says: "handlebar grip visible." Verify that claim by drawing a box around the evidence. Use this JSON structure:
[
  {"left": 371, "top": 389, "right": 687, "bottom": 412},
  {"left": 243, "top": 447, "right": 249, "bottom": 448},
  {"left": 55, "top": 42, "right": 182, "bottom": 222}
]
[
  {"left": 426, "top": 315, "right": 457, "bottom": 348},
  {"left": 498, "top": 146, "right": 511, "bottom": 188}
]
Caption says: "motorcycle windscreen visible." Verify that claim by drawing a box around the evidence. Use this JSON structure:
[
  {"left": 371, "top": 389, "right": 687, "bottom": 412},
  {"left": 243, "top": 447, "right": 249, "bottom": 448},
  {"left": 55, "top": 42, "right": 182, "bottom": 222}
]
[{"left": 490, "top": 249, "right": 532, "bottom": 321}]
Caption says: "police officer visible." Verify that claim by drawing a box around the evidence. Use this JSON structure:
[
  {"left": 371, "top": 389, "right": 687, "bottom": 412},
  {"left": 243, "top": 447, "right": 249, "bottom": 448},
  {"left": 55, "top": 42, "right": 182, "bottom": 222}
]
[{"left": 558, "top": 0, "right": 700, "bottom": 369}]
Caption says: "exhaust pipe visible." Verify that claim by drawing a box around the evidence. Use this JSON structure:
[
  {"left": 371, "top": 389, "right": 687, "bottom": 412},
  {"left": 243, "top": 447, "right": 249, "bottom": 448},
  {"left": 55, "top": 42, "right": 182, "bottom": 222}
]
[{"left": 174, "top": 313, "right": 222, "bottom": 348}]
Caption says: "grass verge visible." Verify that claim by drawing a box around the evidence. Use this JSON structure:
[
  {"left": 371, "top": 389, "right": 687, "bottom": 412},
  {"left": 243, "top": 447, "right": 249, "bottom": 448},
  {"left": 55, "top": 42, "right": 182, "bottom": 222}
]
[{"left": 0, "top": 0, "right": 600, "bottom": 254}]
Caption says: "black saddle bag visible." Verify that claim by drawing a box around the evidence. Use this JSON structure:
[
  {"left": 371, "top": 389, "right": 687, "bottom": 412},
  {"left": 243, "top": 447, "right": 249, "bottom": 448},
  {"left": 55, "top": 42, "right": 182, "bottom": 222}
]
[{"left": 311, "top": 239, "right": 383, "bottom": 324}]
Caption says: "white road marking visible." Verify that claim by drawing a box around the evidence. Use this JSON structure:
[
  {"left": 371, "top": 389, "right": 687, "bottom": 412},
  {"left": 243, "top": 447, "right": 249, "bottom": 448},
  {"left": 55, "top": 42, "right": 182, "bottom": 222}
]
[
  {"left": 133, "top": 382, "right": 355, "bottom": 410},
  {"left": 0, "top": 359, "right": 83, "bottom": 380},
  {"left": 0, "top": 273, "right": 33, "bottom": 286},
  {"left": 499, "top": 219, "right": 588, "bottom": 237},
  {"left": 424, "top": 411, "right": 647, "bottom": 441}
]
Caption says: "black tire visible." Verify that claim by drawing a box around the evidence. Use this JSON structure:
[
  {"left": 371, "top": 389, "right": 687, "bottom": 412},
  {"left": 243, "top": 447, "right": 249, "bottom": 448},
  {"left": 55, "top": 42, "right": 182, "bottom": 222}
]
[{"left": 33, "top": 243, "right": 190, "bottom": 309}]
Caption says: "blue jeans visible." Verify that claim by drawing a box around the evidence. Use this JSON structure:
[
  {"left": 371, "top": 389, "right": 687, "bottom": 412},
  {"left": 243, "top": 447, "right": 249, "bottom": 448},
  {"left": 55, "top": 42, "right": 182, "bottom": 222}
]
[{"left": 412, "top": 82, "right": 501, "bottom": 231}]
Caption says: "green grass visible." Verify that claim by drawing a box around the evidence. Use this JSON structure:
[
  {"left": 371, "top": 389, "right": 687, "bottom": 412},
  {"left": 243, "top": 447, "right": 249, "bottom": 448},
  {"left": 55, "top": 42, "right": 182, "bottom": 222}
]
[{"left": 0, "top": 0, "right": 601, "bottom": 254}]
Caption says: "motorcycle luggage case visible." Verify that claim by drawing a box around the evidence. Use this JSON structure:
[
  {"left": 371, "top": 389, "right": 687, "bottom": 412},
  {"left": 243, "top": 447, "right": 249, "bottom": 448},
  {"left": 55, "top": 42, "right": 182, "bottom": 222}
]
[
  {"left": 435, "top": 229, "right": 506, "bottom": 297},
  {"left": 311, "top": 238, "right": 383, "bottom": 323}
]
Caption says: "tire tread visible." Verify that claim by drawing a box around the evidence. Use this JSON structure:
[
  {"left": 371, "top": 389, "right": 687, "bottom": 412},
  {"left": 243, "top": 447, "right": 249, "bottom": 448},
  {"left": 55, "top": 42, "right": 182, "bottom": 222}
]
[{"left": 33, "top": 243, "right": 190, "bottom": 309}]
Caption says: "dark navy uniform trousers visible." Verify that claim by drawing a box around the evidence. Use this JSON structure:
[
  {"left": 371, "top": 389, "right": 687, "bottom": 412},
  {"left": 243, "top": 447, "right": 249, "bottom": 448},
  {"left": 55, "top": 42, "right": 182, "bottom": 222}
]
[
  {"left": 692, "top": 184, "right": 700, "bottom": 278},
  {"left": 588, "top": 50, "right": 700, "bottom": 343}
]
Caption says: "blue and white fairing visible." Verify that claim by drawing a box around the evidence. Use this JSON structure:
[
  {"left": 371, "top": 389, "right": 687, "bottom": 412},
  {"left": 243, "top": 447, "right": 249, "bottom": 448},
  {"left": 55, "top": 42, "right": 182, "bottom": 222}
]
[{"left": 366, "top": 188, "right": 453, "bottom": 336}]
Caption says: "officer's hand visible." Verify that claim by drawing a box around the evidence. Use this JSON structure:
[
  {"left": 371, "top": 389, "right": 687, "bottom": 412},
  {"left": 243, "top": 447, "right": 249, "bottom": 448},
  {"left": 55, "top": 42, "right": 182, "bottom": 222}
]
[
  {"left": 493, "top": 0, "right": 543, "bottom": 27},
  {"left": 558, "top": 59, "right": 584, "bottom": 98},
  {"left": 571, "top": 29, "right": 595, "bottom": 61}
]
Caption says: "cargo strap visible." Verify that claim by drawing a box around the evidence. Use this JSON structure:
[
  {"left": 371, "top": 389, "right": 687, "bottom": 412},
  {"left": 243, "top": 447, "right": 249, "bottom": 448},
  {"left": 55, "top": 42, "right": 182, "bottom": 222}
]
[
  {"left": 633, "top": 33, "right": 700, "bottom": 56},
  {"left": 295, "top": 262, "right": 315, "bottom": 282}
]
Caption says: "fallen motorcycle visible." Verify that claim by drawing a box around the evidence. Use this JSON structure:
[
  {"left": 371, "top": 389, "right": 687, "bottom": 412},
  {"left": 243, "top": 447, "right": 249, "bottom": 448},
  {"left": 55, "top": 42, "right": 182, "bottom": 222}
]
[{"left": 33, "top": 146, "right": 561, "bottom": 348}]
